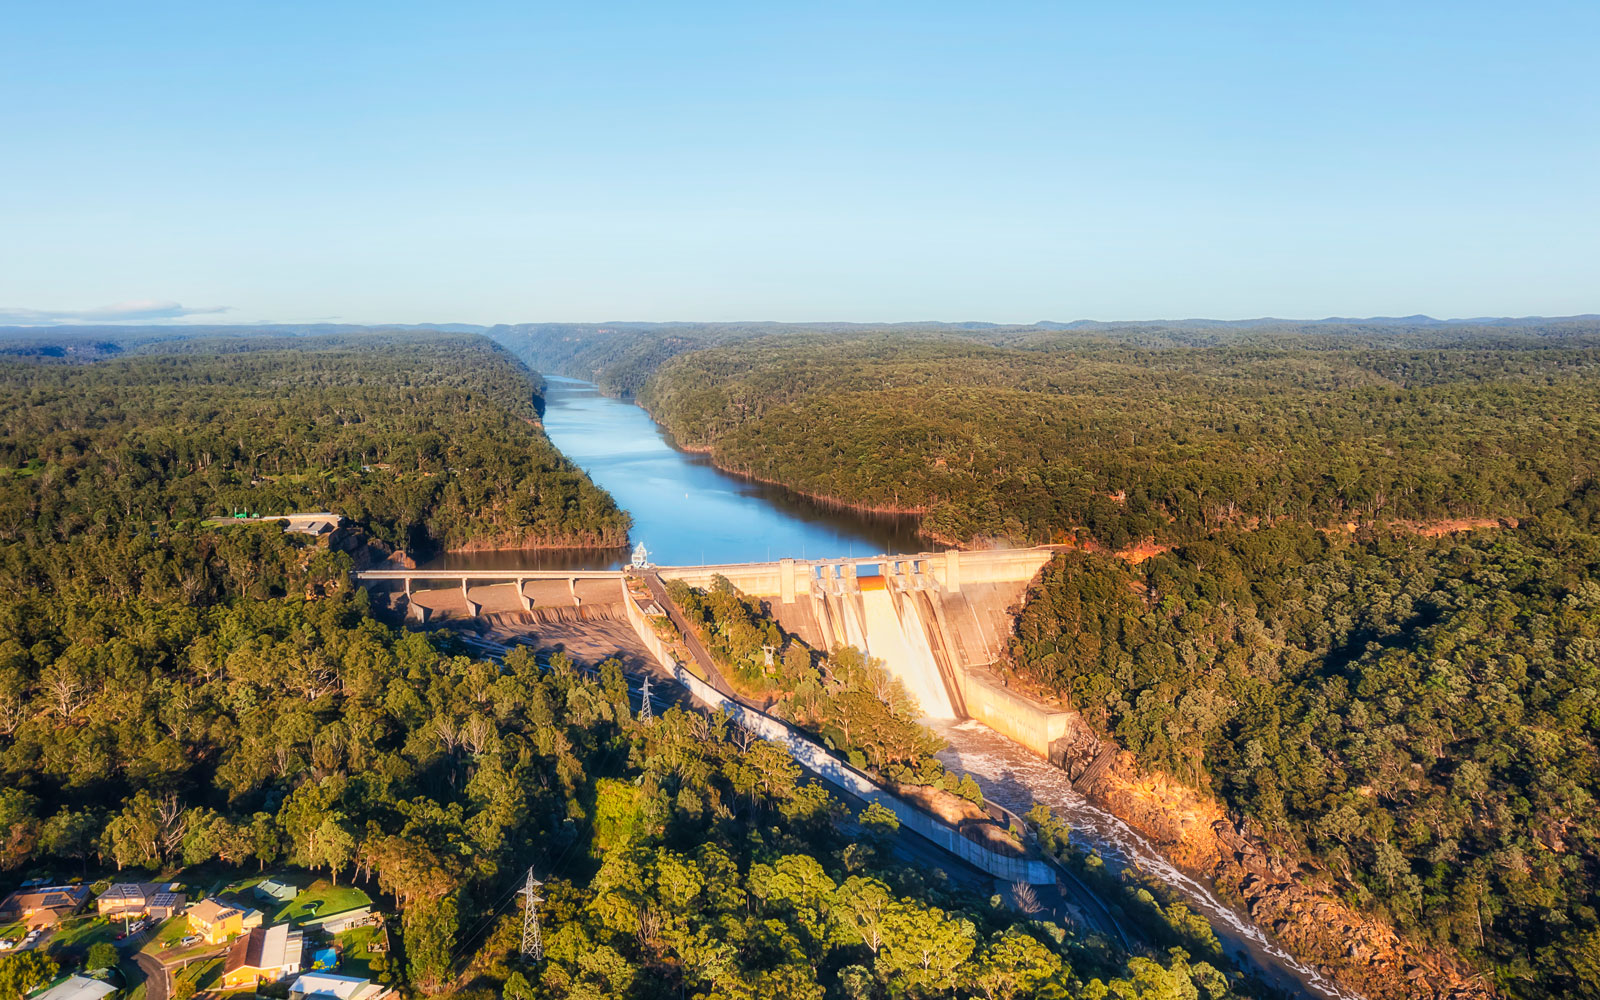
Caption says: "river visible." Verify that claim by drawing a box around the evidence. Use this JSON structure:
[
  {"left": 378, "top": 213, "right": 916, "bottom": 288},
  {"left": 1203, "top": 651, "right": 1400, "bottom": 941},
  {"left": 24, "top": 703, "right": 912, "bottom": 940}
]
[
  {"left": 444, "top": 376, "right": 1356, "bottom": 1000},
  {"left": 933, "top": 721, "right": 1360, "bottom": 1000},
  {"left": 426, "top": 376, "right": 924, "bottom": 571}
]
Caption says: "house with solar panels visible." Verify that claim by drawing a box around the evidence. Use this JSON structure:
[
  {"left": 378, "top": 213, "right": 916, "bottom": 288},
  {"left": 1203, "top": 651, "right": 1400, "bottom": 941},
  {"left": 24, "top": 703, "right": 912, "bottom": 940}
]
[{"left": 97, "top": 883, "right": 187, "bottom": 922}]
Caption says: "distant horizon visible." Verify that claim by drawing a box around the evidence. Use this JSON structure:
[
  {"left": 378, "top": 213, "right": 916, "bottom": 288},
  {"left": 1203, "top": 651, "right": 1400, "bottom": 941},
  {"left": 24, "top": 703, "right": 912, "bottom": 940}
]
[{"left": 2, "top": 312, "right": 1598, "bottom": 332}]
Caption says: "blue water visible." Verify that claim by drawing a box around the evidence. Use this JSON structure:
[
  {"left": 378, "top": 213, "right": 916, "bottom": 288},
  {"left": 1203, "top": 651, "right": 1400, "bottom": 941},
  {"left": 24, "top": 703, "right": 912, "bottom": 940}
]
[{"left": 430, "top": 376, "right": 923, "bottom": 570}]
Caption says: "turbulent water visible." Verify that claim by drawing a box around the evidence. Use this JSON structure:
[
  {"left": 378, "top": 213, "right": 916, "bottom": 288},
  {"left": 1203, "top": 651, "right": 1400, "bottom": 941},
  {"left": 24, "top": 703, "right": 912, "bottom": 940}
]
[
  {"left": 860, "top": 587, "right": 957, "bottom": 719},
  {"left": 934, "top": 721, "right": 1361, "bottom": 1000}
]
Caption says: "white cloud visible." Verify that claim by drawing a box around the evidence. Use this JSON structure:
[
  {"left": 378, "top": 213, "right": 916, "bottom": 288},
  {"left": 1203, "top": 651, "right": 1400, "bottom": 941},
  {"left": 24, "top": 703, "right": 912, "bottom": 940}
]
[{"left": 0, "top": 300, "right": 232, "bottom": 325}]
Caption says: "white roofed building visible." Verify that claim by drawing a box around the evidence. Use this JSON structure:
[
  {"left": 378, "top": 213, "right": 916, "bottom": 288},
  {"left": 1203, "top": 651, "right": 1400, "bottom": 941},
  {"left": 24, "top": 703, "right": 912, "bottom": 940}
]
[{"left": 288, "top": 973, "right": 391, "bottom": 1000}]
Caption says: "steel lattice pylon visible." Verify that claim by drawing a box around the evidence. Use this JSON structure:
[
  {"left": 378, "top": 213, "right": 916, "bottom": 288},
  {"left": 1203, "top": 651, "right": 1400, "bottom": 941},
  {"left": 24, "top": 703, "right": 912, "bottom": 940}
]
[
  {"left": 519, "top": 868, "right": 544, "bottom": 960},
  {"left": 638, "top": 673, "right": 653, "bottom": 721}
]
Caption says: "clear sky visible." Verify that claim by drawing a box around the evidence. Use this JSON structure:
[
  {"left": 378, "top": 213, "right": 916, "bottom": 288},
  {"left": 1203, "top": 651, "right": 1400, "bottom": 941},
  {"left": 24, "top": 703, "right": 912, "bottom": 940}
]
[{"left": 2, "top": 1, "right": 1596, "bottom": 325}]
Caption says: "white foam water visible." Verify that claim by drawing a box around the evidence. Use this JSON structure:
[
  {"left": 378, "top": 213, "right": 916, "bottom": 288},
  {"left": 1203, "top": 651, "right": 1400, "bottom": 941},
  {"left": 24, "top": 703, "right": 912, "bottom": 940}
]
[{"left": 933, "top": 720, "right": 1364, "bottom": 1000}]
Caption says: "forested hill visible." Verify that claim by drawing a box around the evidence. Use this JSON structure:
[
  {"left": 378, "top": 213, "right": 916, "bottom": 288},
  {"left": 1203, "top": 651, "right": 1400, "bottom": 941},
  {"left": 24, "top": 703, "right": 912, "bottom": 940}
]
[
  {"left": 0, "top": 333, "right": 629, "bottom": 554},
  {"left": 0, "top": 330, "right": 1283, "bottom": 999},
  {"left": 633, "top": 326, "right": 1600, "bottom": 547},
  {"left": 1010, "top": 518, "right": 1600, "bottom": 999},
  {"left": 484, "top": 316, "right": 1600, "bottom": 400},
  {"left": 533, "top": 320, "right": 1600, "bottom": 997}
]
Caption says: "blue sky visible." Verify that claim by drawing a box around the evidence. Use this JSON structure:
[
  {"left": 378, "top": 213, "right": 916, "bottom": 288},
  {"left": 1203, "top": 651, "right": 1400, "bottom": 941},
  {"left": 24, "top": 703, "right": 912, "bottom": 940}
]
[{"left": 2, "top": 1, "right": 1596, "bottom": 325}]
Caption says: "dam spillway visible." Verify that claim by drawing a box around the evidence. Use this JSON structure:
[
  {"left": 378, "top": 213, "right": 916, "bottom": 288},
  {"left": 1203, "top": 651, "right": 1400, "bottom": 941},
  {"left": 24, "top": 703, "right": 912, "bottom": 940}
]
[
  {"left": 645, "top": 546, "right": 1067, "bottom": 748},
  {"left": 858, "top": 583, "right": 955, "bottom": 719}
]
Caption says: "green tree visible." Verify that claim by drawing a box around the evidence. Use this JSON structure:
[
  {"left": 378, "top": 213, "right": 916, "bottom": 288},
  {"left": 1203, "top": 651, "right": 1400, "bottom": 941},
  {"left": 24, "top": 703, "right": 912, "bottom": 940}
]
[
  {"left": 405, "top": 892, "right": 459, "bottom": 994},
  {"left": 85, "top": 942, "right": 118, "bottom": 972},
  {"left": 39, "top": 807, "right": 100, "bottom": 874},
  {"left": 968, "top": 928, "right": 1067, "bottom": 1000},
  {"left": 0, "top": 789, "right": 40, "bottom": 871},
  {"left": 0, "top": 952, "right": 58, "bottom": 1000},
  {"left": 876, "top": 900, "right": 976, "bottom": 997}
]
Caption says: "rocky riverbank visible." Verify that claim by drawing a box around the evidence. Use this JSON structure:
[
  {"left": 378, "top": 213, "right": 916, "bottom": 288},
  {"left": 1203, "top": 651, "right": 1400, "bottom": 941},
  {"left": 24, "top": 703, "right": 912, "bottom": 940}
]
[{"left": 1057, "top": 724, "right": 1495, "bottom": 1000}]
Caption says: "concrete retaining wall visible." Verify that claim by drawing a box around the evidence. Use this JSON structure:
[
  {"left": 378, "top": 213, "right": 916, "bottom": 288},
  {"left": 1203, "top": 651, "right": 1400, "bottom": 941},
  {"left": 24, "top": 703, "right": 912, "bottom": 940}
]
[
  {"left": 621, "top": 580, "right": 683, "bottom": 672},
  {"left": 667, "top": 661, "right": 1054, "bottom": 885},
  {"left": 956, "top": 669, "right": 1073, "bottom": 759}
]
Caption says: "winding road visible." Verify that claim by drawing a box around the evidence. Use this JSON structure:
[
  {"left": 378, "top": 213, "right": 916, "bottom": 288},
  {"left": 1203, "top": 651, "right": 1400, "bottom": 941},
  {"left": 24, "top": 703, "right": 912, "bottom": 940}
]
[{"left": 129, "top": 953, "right": 169, "bottom": 1000}]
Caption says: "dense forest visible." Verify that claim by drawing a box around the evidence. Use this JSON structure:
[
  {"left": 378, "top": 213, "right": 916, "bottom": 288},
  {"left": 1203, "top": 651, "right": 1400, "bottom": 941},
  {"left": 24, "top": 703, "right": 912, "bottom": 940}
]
[
  {"left": 0, "top": 334, "right": 628, "bottom": 554},
  {"left": 491, "top": 320, "right": 1600, "bottom": 998},
  {"left": 1008, "top": 513, "right": 1600, "bottom": 999},
  {"left": 0, "top": 332, "right": 1277, "bottom": 999},
  {"left": 1, "top": 554, "right": 1256, "bottom": 999},
  {"left": 634, "top": 330, "right": 1600, "bottom": 548}
]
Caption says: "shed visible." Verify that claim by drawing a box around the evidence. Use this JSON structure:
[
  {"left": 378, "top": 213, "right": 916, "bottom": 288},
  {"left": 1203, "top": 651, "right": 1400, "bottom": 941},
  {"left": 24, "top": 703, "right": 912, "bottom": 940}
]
[{"left": 31, "top": 977, "right": 117, "bottom": 1000}]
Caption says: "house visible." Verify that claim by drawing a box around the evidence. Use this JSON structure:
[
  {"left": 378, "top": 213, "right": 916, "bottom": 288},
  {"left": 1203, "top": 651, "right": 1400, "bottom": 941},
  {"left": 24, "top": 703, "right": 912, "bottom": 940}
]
[
  {"left": 187, "top": 898, "right": 244, "bottom": 944},
  {"left": 221, "top": 924, "right": 304, "bottom": 990},
  {"left": 255, "top": 878, "right": 299, "bottom": 904},
  {"left": 97, "top": 883, "right": 186, "bottom": 921},
  {"left": 288, "top": 973, "right": 391, "bottom": 1000},
  {"left": 31, "top": 976, "right": 118, "bottom": 1000},
  {"left": 0, "top": 885, "right": 90, "bottom": 928},
  {"left": 302, "top": 906, "right": 374, "bottom": 934}
]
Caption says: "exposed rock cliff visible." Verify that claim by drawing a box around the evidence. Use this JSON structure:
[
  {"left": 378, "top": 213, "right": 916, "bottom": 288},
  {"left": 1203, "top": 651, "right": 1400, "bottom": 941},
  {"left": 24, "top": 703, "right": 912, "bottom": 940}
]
[{"left": 1054, "top": 725, "right": 1496, "bottom": 1000}]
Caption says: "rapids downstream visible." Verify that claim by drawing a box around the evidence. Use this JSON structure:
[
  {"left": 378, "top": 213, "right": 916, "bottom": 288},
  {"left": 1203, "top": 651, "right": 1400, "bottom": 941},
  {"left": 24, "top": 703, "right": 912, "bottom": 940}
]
[{"left": 934, "top": 721, "right": 1361, "bottom": 1000}]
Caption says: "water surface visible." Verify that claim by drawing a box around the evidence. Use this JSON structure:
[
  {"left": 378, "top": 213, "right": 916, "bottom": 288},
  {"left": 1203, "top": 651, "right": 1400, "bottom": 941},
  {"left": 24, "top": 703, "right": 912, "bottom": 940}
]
[{"left": 441, "top": 376, "right": 924, "bottom": 569}]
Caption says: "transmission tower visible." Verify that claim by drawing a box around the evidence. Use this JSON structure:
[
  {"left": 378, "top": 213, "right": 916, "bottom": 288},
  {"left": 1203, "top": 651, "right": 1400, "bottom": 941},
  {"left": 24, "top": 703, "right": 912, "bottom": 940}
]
[
  {"left": 519, "top": 868, "right": 544, "bottom": 961},
  {"left": 638, "top": 673, "right": 653, "bottom": 721}
]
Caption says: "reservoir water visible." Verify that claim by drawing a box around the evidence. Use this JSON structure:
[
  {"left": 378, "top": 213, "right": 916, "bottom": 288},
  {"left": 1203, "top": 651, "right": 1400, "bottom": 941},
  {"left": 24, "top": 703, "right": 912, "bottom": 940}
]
[
  {"left": 443, "top": 374, "right": 1354, "bottom": 1000},
  {"left": 426, "top": 376, "right": 923, "bottom": 571}
]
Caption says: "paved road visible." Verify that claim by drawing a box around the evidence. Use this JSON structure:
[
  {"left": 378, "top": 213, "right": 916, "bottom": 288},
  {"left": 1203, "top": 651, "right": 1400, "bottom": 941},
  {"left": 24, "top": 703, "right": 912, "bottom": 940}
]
[
  {"left": 131, "top": 952, "right": 168, "bottom": 1000},
  {"left": 643, "top": 572, "right": 738, "bottom": 698}
]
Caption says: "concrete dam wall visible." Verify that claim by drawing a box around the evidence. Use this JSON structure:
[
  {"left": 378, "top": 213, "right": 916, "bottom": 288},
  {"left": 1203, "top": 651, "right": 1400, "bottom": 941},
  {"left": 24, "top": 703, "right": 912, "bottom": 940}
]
[
  {"left": 859, "top": 584, "right": 954, "bottom": 719},
  {"left": 357, "top": 546, "right": 1078, "bottom": 760},
  {"left": 657, "top": 547, "right": 1076, "bottom": 757}
]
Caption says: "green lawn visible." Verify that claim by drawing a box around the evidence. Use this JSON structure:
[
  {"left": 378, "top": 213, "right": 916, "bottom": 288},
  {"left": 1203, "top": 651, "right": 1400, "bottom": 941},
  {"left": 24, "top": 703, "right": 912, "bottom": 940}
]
[
  {"left": 172, "top": 956, "right": 224, "bottom": 996},
  {"left": 273, "top": 880, "right": 371, "bottom": 925},
  {"left": 152, "top": 917, "right": 190, "bottom": 949},
  {"left": 216, "top": 873, "right": 269, "bottom": 898},
  {"left": 144, "top": 916, "right": 223, "bottom": 965},
  {"left": 0, "top": 919, "right": 24, "bottom": 947},
  {"left": 44, "top": 915, "right": 118, "bottom": 958}
]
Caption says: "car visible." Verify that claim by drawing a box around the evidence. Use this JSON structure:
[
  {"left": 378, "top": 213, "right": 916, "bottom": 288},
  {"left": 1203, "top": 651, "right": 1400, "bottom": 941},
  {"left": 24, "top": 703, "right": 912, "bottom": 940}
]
[
  {"left": 0, "top": 939, "right": 15, "bottom": 951},
  {"left": 179, "top": 935, "right": 199, "bottom": 946}
]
